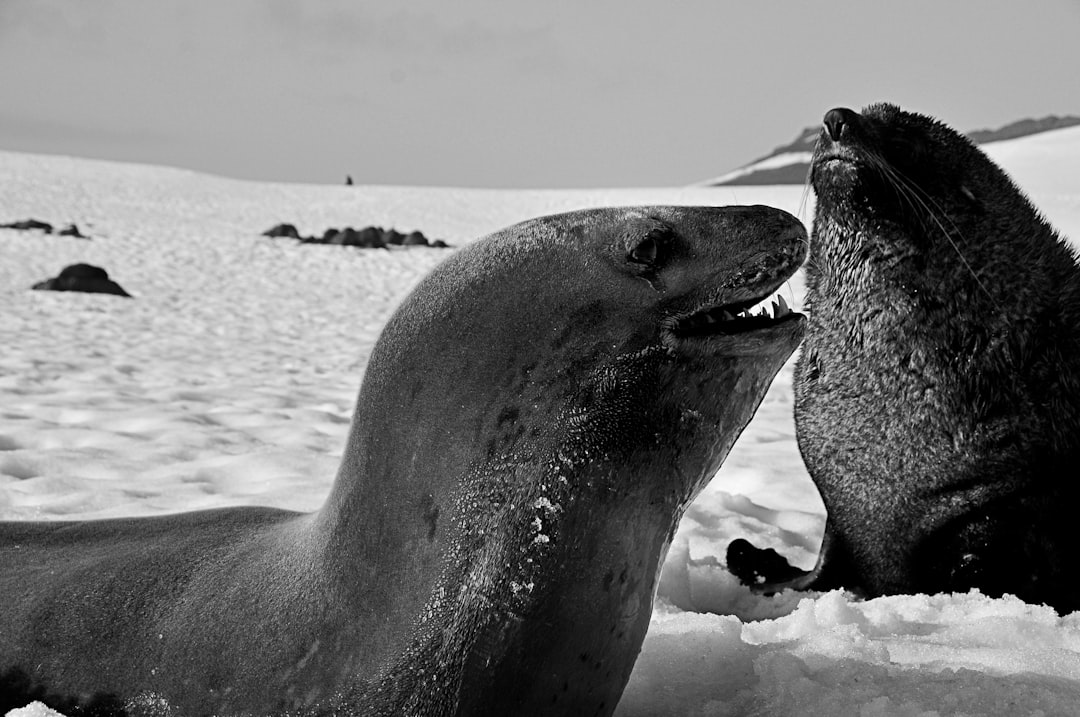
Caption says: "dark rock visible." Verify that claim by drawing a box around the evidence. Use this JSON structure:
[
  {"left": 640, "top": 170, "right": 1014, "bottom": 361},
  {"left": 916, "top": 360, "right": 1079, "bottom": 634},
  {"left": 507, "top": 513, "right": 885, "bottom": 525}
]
[
  {"left": 57, "top": 224, "right": 89, "bottom": 239},
  {"left": 58, "top": 264, "right": 109, "bottom": 280},
  {"left": 32, "top": 263, "right": 132, "bottom": 297},
  {"left": 356, "top": 227, "right": 386, "bottom": 248},
  {"left": 430, "top": 240, "right": 450, "bottom": 248},
  {"left": 1, "top": 219, "right": 53, "bottom": 233},
  {"left": 263, "top": 222, "right": 445, "bottom": 249},
  {"left": 328, "top": 228, "right": 360, "bottom": 245},
  {"left": 326, "top": 227, "right": 392, "bottom": 249},
  {"left": 262, "top": 223, "right": 301, "bottom": 239}
]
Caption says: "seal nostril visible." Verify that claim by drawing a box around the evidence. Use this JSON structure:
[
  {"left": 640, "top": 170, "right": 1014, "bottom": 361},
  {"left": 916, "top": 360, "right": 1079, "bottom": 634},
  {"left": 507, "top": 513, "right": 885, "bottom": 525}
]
[{"left": 823, "top": 107, "right": 853, "bottom": 142}]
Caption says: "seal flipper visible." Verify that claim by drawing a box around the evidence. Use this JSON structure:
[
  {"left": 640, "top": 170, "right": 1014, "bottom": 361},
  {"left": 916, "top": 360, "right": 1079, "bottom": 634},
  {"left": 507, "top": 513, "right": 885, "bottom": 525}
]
[
  {"left": 726, "top": 523, "right": 863, "bottom": 595},
  {"left": 726, "top": 538, "right": 810, "bottom": 588},
  {"left": 0, "top": 667, "right": 126, "bottom": 717}
]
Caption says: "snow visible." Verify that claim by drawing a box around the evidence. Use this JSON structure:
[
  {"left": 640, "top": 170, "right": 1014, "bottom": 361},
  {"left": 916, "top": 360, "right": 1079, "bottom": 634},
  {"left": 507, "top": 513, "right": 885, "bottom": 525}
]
[
  {"left": 2, "top": 133, "right": 1080, "bottom": 715},
  {"left": 5, "top": 705, "right": 64, "bottom": 717},
  {"left": 623, "top": 591, "right": 1080, "bottom": 716},
  {"left": 982, "top": 125, "right": 1080, "bottom": 197}
]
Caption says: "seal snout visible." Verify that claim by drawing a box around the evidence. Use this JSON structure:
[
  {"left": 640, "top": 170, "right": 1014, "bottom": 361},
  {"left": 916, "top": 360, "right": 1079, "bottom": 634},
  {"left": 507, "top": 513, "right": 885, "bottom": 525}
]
[
  {"left": 812, "top": 107, "right": 864, "bottom": 185},
  {"left": 823, "top": 107, "right": 857, "bottom": 142}
]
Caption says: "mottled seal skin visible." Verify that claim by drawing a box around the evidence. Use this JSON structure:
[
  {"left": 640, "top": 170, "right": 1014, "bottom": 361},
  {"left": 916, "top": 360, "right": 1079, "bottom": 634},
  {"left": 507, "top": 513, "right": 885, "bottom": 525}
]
[
  {"left": 728, "top": 103, "right": 1080, "bottom": 614},
  {"left": 0, "top": 205, "right": 806, "bottom": 716}
]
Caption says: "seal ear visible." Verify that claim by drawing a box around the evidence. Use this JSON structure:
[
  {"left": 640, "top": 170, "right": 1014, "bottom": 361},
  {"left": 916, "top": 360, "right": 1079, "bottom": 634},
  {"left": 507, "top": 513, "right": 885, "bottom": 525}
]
[{"left": 626, "top": 226, "right": 672, "bottom": 267}]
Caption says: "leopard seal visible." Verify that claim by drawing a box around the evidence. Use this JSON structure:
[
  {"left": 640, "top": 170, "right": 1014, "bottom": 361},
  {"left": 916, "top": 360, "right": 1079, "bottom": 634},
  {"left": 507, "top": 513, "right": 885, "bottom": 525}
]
[
  {"left": 0, "top": 205, "right": 807, "bottom": 716},
  {"left": 727, "top": 103, "right": 1080, "bottom": 614}
]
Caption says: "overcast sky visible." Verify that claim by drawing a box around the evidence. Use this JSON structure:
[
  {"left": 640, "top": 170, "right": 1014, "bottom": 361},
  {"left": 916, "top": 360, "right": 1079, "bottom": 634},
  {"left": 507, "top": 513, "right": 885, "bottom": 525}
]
[{"left": 1, "top": 0, "right": 1077, "bottom": 187}]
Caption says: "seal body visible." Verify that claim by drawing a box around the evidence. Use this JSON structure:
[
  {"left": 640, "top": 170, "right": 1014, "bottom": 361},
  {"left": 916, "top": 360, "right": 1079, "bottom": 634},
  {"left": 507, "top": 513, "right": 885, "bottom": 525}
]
[
  {"left": 1, "top": 205, "right": 806, "bottom": 715},
  {"left": 731, "top": 104, "right": 1080, "bottom": 614}
]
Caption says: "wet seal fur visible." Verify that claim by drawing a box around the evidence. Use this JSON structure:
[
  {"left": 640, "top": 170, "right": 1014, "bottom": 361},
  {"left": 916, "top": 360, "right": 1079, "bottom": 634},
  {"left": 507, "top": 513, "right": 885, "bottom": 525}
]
[
  {"left": 0, "top": 206, "right": 807, "bottom": 716},
  {"left": 727, "top": 103, "right": 1080, "bottom": 614}
]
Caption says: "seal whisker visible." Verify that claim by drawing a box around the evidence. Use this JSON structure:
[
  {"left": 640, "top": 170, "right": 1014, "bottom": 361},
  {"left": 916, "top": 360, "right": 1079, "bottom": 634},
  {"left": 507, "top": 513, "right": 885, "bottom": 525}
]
[
  {"left": 868, "top": 154, "right": 924, "bottom": 221},
  {"left": 876, "top": 159, "right": 956, "bottom": 235},
  {"left": 862, "top": 147, "right": 994, "bottom": 307},
  {"left": 879, "top": 162, "right": 1000, "bottom": 308},
  {"left": 798, "top": 163, "right": 814, "bottom": 221}
]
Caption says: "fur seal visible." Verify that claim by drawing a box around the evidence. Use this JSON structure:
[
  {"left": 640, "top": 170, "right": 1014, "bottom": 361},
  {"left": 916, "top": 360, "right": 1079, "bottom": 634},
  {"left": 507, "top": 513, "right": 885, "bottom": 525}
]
[
  {"left": 727, "top": 103, "right": 1080, "bottom": 614},
  {"left": 0, "top": 205, "right": 807, "bottom": 716}
]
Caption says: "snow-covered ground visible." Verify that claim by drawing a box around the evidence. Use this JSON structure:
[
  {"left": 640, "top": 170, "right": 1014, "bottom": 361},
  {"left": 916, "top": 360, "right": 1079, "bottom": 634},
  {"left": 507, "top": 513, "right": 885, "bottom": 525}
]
[{"left": 3, "top": 125, "right": 1080, "bottom": 716}]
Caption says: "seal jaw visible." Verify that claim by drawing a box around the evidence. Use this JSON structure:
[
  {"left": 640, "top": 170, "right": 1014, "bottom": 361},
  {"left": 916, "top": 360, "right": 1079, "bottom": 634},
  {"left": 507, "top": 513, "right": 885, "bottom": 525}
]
[
  {"left": 662, "top": 292, "right": 806, "bottom": 359},
  {"left": 671, "top": 293, "right": 800, "bottom": 338}
]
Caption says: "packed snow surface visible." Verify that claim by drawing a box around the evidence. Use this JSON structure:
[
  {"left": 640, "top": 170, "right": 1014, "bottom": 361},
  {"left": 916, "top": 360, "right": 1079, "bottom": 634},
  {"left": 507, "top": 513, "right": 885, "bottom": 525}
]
[{"left": 3, "top": 127, "right": 1080, "bottom": 715}]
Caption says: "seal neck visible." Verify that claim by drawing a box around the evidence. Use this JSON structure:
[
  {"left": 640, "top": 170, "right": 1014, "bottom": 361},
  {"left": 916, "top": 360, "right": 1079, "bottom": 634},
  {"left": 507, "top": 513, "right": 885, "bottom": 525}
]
[
  {"left": 312, "top": 289, "right": 573, "bottom": 681},
  {"left": 365, "top": 464, "right": 674, "bottom": 715}
]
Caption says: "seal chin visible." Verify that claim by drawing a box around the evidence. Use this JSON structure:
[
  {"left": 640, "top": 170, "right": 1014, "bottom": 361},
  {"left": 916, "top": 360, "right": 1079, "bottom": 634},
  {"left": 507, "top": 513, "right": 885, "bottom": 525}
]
[
  {"left": 811, "top": 147, "right": 861, "bottom": 188},
  {"left": 817, "top": 156, "right": 857, "bottom": 173}
]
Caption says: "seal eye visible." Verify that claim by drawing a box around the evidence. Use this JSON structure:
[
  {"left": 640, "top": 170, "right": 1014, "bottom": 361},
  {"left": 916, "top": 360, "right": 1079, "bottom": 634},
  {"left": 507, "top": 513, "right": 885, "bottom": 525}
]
[{"left": 627, "top": 227, "right": 671, "bottom": 267}]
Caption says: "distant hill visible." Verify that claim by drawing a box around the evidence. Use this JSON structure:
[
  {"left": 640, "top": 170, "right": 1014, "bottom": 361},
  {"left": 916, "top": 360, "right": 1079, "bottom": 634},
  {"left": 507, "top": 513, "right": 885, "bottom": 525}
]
[
  {"left": 702, "top": 114, "right": 1080, "bottom": 186},
  {"left": 967, "top": 115, "right": 1080, "bottom": 144}
]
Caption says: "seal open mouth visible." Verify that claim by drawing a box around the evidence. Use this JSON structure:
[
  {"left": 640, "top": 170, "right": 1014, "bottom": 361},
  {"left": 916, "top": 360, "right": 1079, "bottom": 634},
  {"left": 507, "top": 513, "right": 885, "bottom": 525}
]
[{"left": 673, "top": 293, "right": 799, "bottom": 338}]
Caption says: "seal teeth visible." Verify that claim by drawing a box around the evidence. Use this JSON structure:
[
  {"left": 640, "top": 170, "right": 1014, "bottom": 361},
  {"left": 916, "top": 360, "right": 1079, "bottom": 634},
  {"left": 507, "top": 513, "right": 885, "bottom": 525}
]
[
  {"left": 776, "top": 295, "right": 791, "bottom": 317},
  {"left": 674, "top": 292, "right": 798, "bottom": 338}
]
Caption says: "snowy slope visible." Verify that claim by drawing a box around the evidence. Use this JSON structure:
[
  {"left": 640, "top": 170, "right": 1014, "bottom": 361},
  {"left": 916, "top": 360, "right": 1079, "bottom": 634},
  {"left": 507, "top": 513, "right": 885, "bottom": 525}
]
[
  {"left": 701, "top": 117, "right": 1080, "bottom": 189},
  {"left": 2, "top": 135, "right": 1080, "bottom": 715}
]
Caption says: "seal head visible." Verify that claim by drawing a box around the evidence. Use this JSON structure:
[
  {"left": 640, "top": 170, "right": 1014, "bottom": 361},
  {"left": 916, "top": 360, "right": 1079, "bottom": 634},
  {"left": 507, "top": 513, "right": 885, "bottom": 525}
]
[{"left": 329, "top": 205, "right": 807, "bottom": 715}]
